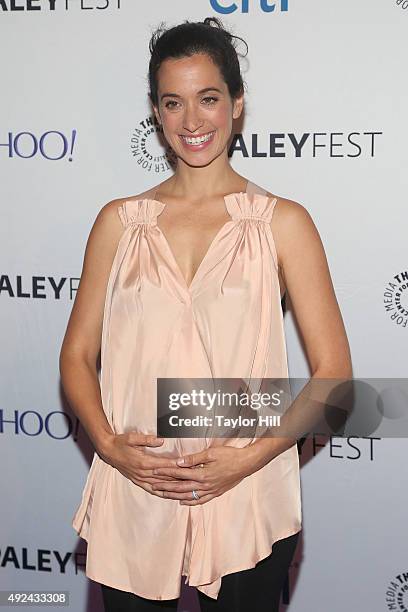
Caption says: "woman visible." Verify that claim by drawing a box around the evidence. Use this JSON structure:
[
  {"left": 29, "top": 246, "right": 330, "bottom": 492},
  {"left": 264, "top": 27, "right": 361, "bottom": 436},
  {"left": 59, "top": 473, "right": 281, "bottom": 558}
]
[{"left": 60, "top": 17, "right": 352, "bottom": 612}]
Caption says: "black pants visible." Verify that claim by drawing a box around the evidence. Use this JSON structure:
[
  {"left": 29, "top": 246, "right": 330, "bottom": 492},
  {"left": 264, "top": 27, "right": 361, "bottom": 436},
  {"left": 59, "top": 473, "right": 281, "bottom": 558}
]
[{"left": 101, "top": 530, "right": 300, "bottom": 612}]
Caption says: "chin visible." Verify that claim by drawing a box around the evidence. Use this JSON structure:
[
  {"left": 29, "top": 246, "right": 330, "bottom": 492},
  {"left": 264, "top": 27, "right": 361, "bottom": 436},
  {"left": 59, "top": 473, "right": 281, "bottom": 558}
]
[
  {"left": 181, "top": 157, "right": 219, "bottom": 169},
  {"left": 174, "top": 147, "right": 226, "bottom": 169}
]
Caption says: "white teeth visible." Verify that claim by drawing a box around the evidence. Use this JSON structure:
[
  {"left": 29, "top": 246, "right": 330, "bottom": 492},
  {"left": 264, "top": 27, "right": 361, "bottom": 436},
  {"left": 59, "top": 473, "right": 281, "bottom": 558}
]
[{"left": 181, "top": 132, "right": 214, "bottom": 145}]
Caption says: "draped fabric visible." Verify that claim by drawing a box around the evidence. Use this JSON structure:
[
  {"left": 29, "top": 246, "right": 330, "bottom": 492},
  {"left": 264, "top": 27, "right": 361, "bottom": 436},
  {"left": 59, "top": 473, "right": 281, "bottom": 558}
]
[{"left": 72, "top": 180, "right": 302, "bottom": 600}]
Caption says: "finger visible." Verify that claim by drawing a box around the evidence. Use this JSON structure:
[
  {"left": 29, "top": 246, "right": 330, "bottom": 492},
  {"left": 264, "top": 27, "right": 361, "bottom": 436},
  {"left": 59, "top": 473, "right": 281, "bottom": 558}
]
[
  {"left": 151, "top": 480, "right": 206, "bottom": 493},
  {"left": 142, "top": 475, "right": 179, "bottom": 483},
  {"left": 158, "top": 490, "right": 199, "bottom": 500},
  {"left": 131, "top": 479, "right": 175, "bottom": 500},
  {"left": 137, "top": 456, "right": 184, "bottom": 473},
  {"left": 137, "top": 468, "right": 178, "bottom": 480},
  {"left": 152, "top": 467, "right": 206, "bottom": 480},
  {"left": 180, "top": 493, "right": 214, "bottom": 505},
  {"left": 176, "top": 451, "right": 209, "bottom": 467},
  {"left": 127, "top": 433, "right": 164, "bottom": 447},
  {"left": 137, "top": 467, "right": 184, "bottom": 482},
  {"left": 156, "top": 488, "right": 212, "bottom": 501}
]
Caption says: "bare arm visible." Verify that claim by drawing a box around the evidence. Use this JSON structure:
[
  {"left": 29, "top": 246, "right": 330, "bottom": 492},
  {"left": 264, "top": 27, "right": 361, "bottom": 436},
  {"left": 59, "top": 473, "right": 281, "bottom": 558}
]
[
  {"left": 60, "top": 199, "right": 180, "bottom": 493},
  {"left": 275, "top": 197, "right": 352, "bottom": 377},
  {"left": 59, "top": 199, "right": 125, "bottom": 456},
  {"left": 245, "top": 196, "right": 353, "bottom": 468}
]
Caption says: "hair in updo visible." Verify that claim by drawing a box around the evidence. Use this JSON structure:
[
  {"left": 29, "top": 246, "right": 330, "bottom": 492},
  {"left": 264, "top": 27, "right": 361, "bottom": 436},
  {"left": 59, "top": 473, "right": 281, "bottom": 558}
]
[{"left": 148, "top": 17, "right": 248, "bottom": 106}]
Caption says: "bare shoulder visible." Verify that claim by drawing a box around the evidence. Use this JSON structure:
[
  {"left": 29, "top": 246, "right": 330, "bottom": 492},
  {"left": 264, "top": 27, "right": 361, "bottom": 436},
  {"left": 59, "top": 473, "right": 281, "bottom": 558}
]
[
  {"left": 84, "top": 194, "right": 138, "bottom": 262},
  {"left": 95, "top": 188, "right": 149, "bottom": 227},
  {"left": 265, "top": 190, "right": 313, "bottom": 223},
  {"left": 98, "top": 196, "right": 127, "bottom": 222},
  {"left": 87, "top": 197, "right": 126, "bottom": 246},
  {"left": 264, "top": 191, "right": 322, "bottom": 270}
]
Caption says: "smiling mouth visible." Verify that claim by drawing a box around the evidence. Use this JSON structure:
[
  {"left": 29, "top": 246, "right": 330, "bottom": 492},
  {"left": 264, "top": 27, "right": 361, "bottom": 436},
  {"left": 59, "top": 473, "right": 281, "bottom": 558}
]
[{"left": 179, "top": 131, "right": 216, "bottom": 146}]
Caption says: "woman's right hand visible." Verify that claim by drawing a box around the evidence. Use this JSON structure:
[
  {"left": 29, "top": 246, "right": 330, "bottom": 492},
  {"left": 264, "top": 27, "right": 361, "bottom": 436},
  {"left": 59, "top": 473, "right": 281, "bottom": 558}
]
[{"left": 97, "top": 431, "right": 182, "bottom": 496}]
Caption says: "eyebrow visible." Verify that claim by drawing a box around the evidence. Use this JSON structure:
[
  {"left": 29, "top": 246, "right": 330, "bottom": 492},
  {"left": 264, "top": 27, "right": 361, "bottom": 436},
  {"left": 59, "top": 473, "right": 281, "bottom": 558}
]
[{"left": 160, "top": 87, "right": 223, "bottom": 101}]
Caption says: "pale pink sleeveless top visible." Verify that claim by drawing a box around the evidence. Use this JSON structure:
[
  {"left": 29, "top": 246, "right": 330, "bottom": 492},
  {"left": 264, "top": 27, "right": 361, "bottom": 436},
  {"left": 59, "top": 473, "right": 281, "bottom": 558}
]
[{"left": 72, "top": 180, "right": 302, "bottom": 601}]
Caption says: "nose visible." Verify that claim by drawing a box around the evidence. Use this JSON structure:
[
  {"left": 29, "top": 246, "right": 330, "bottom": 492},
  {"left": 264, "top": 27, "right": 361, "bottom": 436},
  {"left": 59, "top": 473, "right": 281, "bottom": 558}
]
[{"left": 182, "top": 103, "right": 204, "bottom": 133}]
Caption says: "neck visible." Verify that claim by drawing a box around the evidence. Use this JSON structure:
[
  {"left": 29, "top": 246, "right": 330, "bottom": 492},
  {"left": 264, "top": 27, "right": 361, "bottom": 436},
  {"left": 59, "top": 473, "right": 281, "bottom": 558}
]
[{"left": 164, "top": 154, "right": 247, "bottom": 200}]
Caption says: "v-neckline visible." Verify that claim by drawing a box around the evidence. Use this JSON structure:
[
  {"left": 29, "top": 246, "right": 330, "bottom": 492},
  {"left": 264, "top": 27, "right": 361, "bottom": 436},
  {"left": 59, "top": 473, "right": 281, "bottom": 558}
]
[{"left": 151, "top": 181, "right": 250, "bottom": 294}]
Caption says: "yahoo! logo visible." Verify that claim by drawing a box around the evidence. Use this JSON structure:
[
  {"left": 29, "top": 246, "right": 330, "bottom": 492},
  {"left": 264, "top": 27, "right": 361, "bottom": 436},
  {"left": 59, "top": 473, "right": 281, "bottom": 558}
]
[
  {"left": 0, "top": 130, "right": 76, "bottom": 160},
  {"left": 210, "top": 0, "right": 288, "bottom": 13},
  {"left": 0, "top": 410, "right": 81, "bottom": 440}
]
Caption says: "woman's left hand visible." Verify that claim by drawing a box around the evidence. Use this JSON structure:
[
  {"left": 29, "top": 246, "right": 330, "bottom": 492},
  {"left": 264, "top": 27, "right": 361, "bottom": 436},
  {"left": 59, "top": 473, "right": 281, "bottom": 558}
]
[{"left": 150, "top": 445, "right": 255, "bottom": 505}]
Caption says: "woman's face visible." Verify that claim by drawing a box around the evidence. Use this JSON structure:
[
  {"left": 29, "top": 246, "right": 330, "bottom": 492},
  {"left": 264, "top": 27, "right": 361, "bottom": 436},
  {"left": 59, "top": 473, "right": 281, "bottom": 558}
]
[{"left": 153, "top": 52, "right": 243, "bottom": 168}]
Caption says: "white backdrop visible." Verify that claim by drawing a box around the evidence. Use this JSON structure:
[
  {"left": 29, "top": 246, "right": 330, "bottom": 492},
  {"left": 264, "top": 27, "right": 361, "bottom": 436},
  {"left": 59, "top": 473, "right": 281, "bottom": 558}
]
[{"left": 1, "top": 1, "right": 407, "bottom": 611}]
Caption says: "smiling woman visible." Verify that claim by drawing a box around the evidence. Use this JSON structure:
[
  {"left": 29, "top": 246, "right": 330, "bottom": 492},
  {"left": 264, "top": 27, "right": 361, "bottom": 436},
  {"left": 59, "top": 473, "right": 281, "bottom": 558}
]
[
  {"left": 60, "top": 16, "right": 352, "bottom": 612},
  {"left": 148, "top": 22, "right": 246, "bottom": 170}
]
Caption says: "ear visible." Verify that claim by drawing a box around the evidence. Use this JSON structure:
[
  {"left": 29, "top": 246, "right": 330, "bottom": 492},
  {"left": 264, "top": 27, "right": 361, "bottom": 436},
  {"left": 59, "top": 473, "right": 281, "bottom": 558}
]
[
  {"left": 152, "top": 102, "right": 162, "bottom": 126},
  {"left": 232, "top": 92, "right": 244, "bottom": 120}
]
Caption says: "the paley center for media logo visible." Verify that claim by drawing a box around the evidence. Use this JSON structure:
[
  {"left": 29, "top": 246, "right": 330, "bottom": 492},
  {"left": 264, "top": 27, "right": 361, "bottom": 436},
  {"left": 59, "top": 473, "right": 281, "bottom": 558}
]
[
  {"left": 130, "top": 116, "right": 176, "bottom": 174},
  {"left": 384, "top": 270, "right": 408, "bottom": 328}
]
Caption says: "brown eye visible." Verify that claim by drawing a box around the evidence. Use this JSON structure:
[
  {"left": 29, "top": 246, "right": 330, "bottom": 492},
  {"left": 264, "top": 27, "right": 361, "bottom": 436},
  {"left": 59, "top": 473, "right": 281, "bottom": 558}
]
[
  {"left": 165, "top": 100, "right": 180, "bottom": 109},
  {"left": 202, "top": 96, "right": 218, "bottom": 105}
]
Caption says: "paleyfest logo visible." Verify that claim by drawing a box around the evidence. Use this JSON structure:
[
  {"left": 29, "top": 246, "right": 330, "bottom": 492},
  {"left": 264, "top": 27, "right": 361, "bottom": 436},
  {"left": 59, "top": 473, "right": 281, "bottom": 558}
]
[
  {"left": 130, "top": 116, "right": 176, "bottom": 174},
  {"left": 210, "top": 0, "right": 288, "bottom": 13},
  {"left": 384, "top": 270, "right": 408, "bottom": 328},
  {"left": 0, "top": 0, "right": 121, "bottom": 11}
]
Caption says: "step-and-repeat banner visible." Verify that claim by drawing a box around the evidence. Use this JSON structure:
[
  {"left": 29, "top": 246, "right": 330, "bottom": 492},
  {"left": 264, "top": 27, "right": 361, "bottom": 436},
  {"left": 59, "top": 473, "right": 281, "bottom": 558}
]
[{"left": 1, "top": 1, "right": 407, "bottom": 611}]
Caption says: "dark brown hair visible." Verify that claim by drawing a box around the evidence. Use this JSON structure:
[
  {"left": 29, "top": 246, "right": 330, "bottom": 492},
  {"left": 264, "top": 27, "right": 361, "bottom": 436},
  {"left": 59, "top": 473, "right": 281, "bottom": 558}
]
[{"left": 148, "top": 17, "right": 248, "bottom": 106}]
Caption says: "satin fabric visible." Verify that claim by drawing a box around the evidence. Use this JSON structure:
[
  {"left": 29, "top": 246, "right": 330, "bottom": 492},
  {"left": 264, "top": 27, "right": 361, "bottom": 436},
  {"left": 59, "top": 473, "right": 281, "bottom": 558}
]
[{"left": 72, "top": 180, "right": 302, "bottom": 601}]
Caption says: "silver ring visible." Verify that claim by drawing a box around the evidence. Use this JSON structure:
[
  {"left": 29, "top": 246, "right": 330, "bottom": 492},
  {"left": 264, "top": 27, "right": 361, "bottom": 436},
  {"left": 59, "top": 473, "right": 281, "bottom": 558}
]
[{"left": 192, "top": 489, "right": 200, "bottom": 500}]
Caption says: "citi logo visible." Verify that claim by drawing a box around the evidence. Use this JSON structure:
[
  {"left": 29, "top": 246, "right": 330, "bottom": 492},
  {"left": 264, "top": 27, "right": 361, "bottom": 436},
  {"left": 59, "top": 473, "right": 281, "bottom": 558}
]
[{"left": 210, "top": 0, "right": 288, "bottom": 13}]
